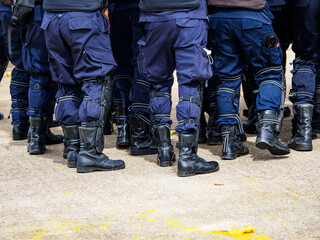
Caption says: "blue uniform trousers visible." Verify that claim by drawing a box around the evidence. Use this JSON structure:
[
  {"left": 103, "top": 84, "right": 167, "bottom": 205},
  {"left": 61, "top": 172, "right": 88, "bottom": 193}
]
[
  {"left": 0, "top": 32, "right": 8, "bottom": 81},
  {"left": 23, "top": 5, "right": 53, "bottom": 119},
  {"left": 41, "top": 11, "right": 116, "bottom": 125},
  {"left": 0, "top": 5, "right": 31, "bottom": 125},
  {"left": 110, "top": 7, "right": 150, "bottom": 122},
  {"left": 138, "top": 18, "right": 212, "bottom": 133},
  {"left": 289, "top": 0, "right": 320, "bottom": 107},
  {"left": 208, "top": 18, "right": 283, "bottom": 129}
]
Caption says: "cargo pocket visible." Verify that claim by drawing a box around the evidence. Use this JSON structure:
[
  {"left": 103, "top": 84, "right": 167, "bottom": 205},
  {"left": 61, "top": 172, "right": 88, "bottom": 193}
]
[
  {"left": 193, "top": 45, "right": 213, "bottom": 81},
  {"left": 137, "top": 38, "right": 148, "bottom": 78}
]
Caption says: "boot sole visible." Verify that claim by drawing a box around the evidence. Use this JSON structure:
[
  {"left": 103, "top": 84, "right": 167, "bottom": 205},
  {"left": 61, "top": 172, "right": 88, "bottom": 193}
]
[
  {"left": 117, "top": 142, "right": 130, "bottom": 148},
  {"left": 221, "top": 149, "right": 249, "bottom": 160},
  {"left": 68, "top": 161, "right": 77, "bottom": 168},
  {"left": 207, "top": 139, "right": 222, "bottom": 145},
  {"left": 178, "top": 165, "right": 220, "bottom": 177},
  {"left": 29, "top": 150, "right": 46, "bottom": 155},
  {"left": 28, "top": 147, "right": 46, "bottom": 155},
  {"left": 256, "top": 141, "right": 290, "bottom": 155},
  {"left": 221, "top": 153, "right": 236, "bottom": 160},
  {"left": 77, "top": 164, "right": 125, "bottom": 173},
  {"left": 13, "top": 135, "right": 28, "bottom": 141},
  {"left": 288, "top": 144, "right": 312, "bottom": 151},
  {"left": 130, "top": 149, "right": 158, "bottom": 156}
]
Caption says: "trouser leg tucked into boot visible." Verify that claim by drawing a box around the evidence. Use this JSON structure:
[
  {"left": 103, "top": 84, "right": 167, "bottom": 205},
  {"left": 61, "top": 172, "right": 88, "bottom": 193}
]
[
  {"left": 288, "top": 104, "right": 313, "bottom": 151},
  {"left": 256, "top": 110, "right": 290, "bottom": 155},
  {"left": 154, "top": 124, "right": 175, "bottom": 167},
  {"left": 115, "top": 106, "right": 130, "bottom": 148},
  {"left": 28, "top": 117, "right": 46, "bottom": 155},
  {"left": 62, "top": 125, "right": 80, "bottom": 168},
  {"left": 177, "top": 133, "right": 219, "bottom": 177},
  {"left": 221, "top": 124, "right": 249, "bottom": 160},
  {"left": 207, "top": 113, "right": 222, "bottom": 145},
  {"left": 130, "top": 116, "right": 158, "bottom": 156},
  {"left": 77, "top": 126, "right": 125, "bottom": 173}
]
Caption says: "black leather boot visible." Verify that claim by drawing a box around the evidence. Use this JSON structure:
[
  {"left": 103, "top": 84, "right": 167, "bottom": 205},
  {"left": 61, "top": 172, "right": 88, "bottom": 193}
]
[
  {"left": 198, "top": 111, "right": 207, "bottom": 144},
  {"left": 77, "top": 126, "right": 125, "bottom": 173},
  {"left": 221, "top": 125, "right": 249, "bottom": 160},
  {"left": 154, "top": 124, "right": 175, "bottom": 167},
  {"left": 243, "top": 104, "right": 258, "bottom": 134},
  {"left": 62, "top": 125, "right": 80, "bottom": 168},
  {"left": 115, "top": 106, "right": 130, "bottom": 148},
  {"left": 12, "top": 124, "right": 29, "bottom": 140},
  {"left": 284, "top": 105, "right": 291, "bottom": 118},
  {"left": 0, "top": 112, "right": 3, "bottom": 120},
  {"left": 50, "top": 118, "right": 60, "bottom": 128},
  {"left": 177, "top": 133, "right": 219, "bottom": 177},
  {"left": 130, "top": 116, "right": 158, "bottom": 156},
  {"left": 312, "top": 87, "right": 320, "bottom": 137},
  {"left": 288, "top": 104, "right": 313, "bottom": 151},
  {"left": 256, "top": 110, "right": 290, "bottom": 155},
  {"left": 207, "top": 114, "right": 222, "bottom": 145},
  {"left": 104, "top": 110, "right": 114, "bottom": 135},
  {"left": 45, "top": 117, "right": 64, "bottom": 145},
  {"left": 28, "top": 117, "right": 46, "bottom": 155}
]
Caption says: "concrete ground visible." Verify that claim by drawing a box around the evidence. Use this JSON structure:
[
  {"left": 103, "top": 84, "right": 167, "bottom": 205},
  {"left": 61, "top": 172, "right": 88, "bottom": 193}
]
[{"left": 0, "top": 50, "right": 320, "bottom": 240}]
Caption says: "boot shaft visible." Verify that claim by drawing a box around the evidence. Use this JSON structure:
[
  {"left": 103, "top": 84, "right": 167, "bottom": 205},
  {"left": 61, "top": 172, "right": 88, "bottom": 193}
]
[
  {"left": 155, "top": 124, "right": 172, "bottom": 148},
  {"left": 177, "top": 133, "right": 197, "bottom": 160},
  {"left": 62, "top": 125, "right": 80, "bottom": 150},
  {"left": 79, "top": 126, "right": 104, "bottom": 154},
  {"left": 293, "top": 104, "right": 313, "bottom": 138}
]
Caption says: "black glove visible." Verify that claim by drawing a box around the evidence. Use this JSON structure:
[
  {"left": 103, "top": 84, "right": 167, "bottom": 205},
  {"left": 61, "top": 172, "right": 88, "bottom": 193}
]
[{"left": 10, "top": 0, "right": 35, "bottom": 28}]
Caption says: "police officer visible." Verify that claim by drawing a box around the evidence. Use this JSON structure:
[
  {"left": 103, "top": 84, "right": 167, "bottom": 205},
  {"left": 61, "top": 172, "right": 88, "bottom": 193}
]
[
  {"left": 1, "top": 1, "right": 63, "bottom": 149},
  {"left": 287, "top": 0, "right": 320, "bottom": 151},
  {"left": 42, "top": 0, "right": 125, "bottom": 173},
  {"left": 0, "top": 30, "right": 6, "bottom": 120},
  {"left": 242, "top": 0, "right": 292, "bottom": 135},
  {"left": 1, "top": 1, "right": 30, "bottom": 137},
  {"left": 138, "top": 0, "right": 219, "bottom": 177},
  {"left": 207, "top": 0, "right": 290, "bottom": 159},
  {"left": 108, "top": 0, "right": 158, "bottom": 156}
]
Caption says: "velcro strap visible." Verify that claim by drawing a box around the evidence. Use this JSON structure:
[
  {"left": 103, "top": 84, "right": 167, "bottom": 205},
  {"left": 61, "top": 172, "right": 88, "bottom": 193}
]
[
  {"left": 81, "top": 121, "right": 103, "bottom": 127},
  {"left": 289, "top": 90, "right": 314, "bottom": 98},
  {"left": 57, "top": 96, "right": 80, "bottom": 103},
  {"left": 83, "top": 75, "right": 111, "bottom": 82},
  {"left": 80, "top": 141, "right": 98, "bottom": 149},
  {"left": 150, "top": 92, "right": 171, "bottom": 98},
  {"left": 134, "top": 79, "right": 150, "bottom": 87},
  {"left": 260, "top": 80, "right": 285, "bottom": 91},
  {"left": 254, "top": 66, "right": 282, "bottom": 78},
  {"left": 64, "top": 139, "right": 80, "bottom": 146},
  {"left": 150, "top": 114, "right": 170, "bottom": 121},
  {"left": 179, "top": 96, "right": 201, "bottom": 106},
  {"left": 219, "top": 113, "right": 244, "bottom": 134},
  {"left": 176, "top": 141, "right": 195, "bottom": 149},
  {"left": 219, "top": 74, "right": 242, "bottom": 81},
  {"left": 11, "top": 80, "right": 29, "bottom": 87},
  {"left": 258, "top": 119, "right": 280, "bottom": 126},
  {"left": 178, "top": 118, "right": 198, "bottom": 125}
]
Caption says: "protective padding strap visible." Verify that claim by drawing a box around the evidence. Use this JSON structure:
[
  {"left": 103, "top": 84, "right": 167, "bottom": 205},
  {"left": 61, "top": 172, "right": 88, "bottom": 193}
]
[
  {"left": 57, "top": 96, "right": 80, "bottom": 103},
  {"left": 179, "top": 96, "right": 201, "bottom": 107},
  {"left": 150, "top": 92, "right": 171, "bottom": 98},
  {"left": 219, "top": 113, "right": 244, "bottom": 134}
]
